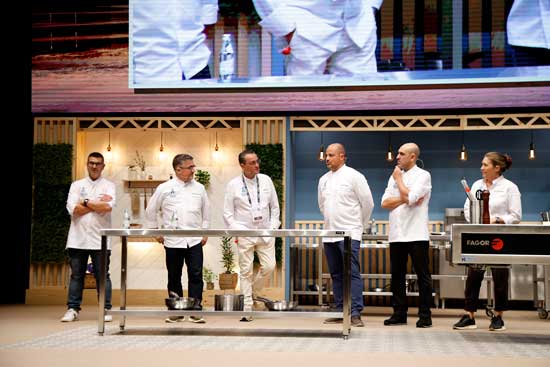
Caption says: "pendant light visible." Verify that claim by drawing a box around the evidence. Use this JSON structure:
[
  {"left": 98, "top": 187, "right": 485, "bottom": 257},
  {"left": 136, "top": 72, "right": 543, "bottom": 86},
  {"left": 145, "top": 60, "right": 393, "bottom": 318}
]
[
  {"left": 158, "top": 131, "right": 166, "bottom": 161},
  {"left": 318, "top": 132, "right": 325, "bottom": 161},
  {"left": 528, "top": 130, "right": 536, "bottom": 160},
  {"left": 105, "top": 130, "right": 112, "bottom": 162},
  {"left": 386, "top": 132, "right": 394, "bottom": 162},
  {"left": 459, "top": 131, "right": 468, "bottom": 161},
  {"left": 212, "top": 131, "right": 220, "bottom": 160}
]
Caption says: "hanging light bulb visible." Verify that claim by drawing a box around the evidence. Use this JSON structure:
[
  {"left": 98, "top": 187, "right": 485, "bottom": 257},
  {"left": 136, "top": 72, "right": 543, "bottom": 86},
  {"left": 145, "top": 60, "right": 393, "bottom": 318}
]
[
  {"left": 318, "top": 132, "right": 325, "bottom": 161},
  {"left": 105, "top": 130, "right": 112, "bottom": 162},
  {"left": 158, "top": 131, "right": 166, "bottom": 161},
  {"left": 212, "top": 131, "right": 220, "bottom": 160},
  {"left": 459, "top": 131, "right": 468, "bottom": 161},
  {"left": 386, "top": 133, "right": 394, "bottom": 162},
  {"left": 528, "top": 130, "right": 536, "bottom": 160}
]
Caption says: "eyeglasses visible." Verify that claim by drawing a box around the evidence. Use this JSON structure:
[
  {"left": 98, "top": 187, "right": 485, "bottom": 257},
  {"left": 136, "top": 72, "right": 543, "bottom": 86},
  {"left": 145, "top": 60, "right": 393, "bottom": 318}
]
[
  {"left": 178, "top": 165, "right": 196, "bottom": 171},
  {"left": 87, "top": 161, "right": 104, "bottom": 167}
]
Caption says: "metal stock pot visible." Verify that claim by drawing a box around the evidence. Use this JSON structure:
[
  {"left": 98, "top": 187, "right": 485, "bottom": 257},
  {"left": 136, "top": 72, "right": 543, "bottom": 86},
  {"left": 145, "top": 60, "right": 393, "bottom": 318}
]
[{"left": 214, "top": 294, "right": 244, "bottom": 311}]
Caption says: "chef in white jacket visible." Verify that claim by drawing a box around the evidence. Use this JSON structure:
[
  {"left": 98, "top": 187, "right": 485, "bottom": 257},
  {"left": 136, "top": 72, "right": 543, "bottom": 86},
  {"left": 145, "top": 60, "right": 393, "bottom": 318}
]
[
  {"left": 506, "top": 0, "right": 550, "bottom": 66},
  {"left": 223, "top": 149, "right": 280, "bottom": 321},
  {"left": 252, "top": 0, "right": 383, "bottom": 75},
  {"left": 132, "top": 0, "right": 218, "bottom": 83}
]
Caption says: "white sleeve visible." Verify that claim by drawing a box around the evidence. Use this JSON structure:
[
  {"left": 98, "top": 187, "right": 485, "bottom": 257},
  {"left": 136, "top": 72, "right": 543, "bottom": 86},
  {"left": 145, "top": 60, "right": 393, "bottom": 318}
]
[
  {"left": 252, "top": 0, "right": 296, "bottom": 37},
  {"left": 318, "top": 177, "right": 325, "bottom": 217},
  {"left": 66, "top": 182, "right": 80, "bottom": 216},
  {"left": 268, "top": 178, "right": 281, "bottom": 229},
  {"left": 356, "top": 173, "right": 374, "bottom": 228},
  {"left": 200, "top": 0, "right": 218, "bottom": 25},
  {"left": 380, "top": 176, "right": 394, "bottom": 204},
  {"left": 223, "top": 182, "right": 237, "bottom": 229},
  {"left": 503, "top": 184, "right": 522, "bottom": 224},
  {"left": 201, "top": 188, "right": 211, "bottom": 229},
  {"left": 407, "top": 171, "right": 431, "bottom": 205},
  {"left": 144, "top": 186, "right": 163, "bottom": 228}
]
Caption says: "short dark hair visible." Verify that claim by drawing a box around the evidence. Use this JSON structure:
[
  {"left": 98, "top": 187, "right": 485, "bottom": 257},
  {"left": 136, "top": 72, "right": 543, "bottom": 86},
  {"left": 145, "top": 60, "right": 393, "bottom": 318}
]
[
  {"left": 88, "top": 152, "right": 104, "bottom": 162},
  {"left": 172, "top": 154, "right": 194, "bottom": 169},
  {"left": 238, "top": 149, "right": 256, "bottom": 164}
]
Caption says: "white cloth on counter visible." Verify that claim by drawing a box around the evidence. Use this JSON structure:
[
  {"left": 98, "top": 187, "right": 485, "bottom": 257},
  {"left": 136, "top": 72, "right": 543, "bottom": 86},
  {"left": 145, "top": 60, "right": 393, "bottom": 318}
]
[
  {"left": 463, "top": 175, "right": 522, "bottom": 224},
  {"left": 381, "top": 165, "right": 432, "bottom": 243},
  {"left": 66, "top": 177, "right": 116, "bottom": 250},
  {"left": 223, "top": 173, "right": 281, "bottom": 245},
  {"left": 145, "top": 178, "right": 210, "bottom": 248},
  {"left": 318, "top": 164, "right": 374, "bottom": 242}
]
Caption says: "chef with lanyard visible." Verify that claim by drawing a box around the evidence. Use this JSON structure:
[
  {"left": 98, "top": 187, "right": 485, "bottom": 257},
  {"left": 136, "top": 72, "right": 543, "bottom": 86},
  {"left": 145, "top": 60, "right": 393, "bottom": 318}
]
[{"left": 223, "top": 149, "right": 280, "bottom": 321}]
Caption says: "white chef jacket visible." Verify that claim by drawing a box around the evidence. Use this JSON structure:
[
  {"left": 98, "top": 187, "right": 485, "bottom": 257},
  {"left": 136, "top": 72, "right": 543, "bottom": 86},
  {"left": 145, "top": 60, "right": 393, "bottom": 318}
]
[
  {"left": 507, "top": 0, "right": 550, "bottom": 49},
  {"left": 318, "top": 164, "right": 374, "bottom": 242},
  {"left": 132, "top": 0, "right": 218, "bottom": 83},
  {"left": 252, "top": 0, "right": 383, "bottom": 52},
  {"left": 463, "top": 176, "right": 522, "bottom": 224},
  {"left": 66, "top": 176, "right": 116, "bottom": 250},
  {"left": 145, "top": 178, "right": 210, "bottom": 248},
  {"left": 381, "top": 165, "right": 432, "bottom": 243},
  {"left": 223, "top": 173, "right": 281, "bottom": 244}
]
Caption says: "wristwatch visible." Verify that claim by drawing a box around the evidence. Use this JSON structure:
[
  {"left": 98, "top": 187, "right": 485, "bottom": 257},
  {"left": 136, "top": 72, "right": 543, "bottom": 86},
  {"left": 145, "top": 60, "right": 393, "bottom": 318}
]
[{"left": 83, "top": 198, "right": 89, "bottom": 207}]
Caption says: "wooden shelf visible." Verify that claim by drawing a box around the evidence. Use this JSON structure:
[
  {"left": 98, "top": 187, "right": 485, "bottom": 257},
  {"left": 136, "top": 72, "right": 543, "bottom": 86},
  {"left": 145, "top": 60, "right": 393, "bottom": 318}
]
[{"left": 123, "top": 180, "right": 166, "bottom": 189}]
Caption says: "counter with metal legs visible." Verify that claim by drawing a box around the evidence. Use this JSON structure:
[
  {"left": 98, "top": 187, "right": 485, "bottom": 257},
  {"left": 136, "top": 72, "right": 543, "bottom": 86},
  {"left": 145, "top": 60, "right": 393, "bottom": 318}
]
[{"left": 98, "top": 229, "right": 353, "bottom": 339}]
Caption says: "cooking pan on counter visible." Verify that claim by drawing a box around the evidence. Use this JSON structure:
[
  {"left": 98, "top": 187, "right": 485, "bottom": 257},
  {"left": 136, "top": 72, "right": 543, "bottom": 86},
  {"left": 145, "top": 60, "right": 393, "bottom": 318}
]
[
  {"left": 165, "top": 291, "right": 196, "bottom": 310},
  {"left": 254, "top": 296, "right": 298, "bottom": 311}
]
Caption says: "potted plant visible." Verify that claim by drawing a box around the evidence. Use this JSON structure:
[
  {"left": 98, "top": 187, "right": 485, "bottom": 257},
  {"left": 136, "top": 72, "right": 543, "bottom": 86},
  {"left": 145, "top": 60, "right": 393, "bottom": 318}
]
[
  {"left": 219, "top": 236, "right": 238, "bottom": 290},
  {"left": 203, "top": 266, "right": 216, "bottom": 290},
  {"left": 195, "top": 169, "right": 211, "bottom": 188}
]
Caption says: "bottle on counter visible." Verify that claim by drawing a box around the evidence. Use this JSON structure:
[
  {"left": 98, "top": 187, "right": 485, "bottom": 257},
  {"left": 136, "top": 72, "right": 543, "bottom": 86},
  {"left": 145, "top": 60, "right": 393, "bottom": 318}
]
[
  {"left": 219, "top": 34, "right": 235, "bottom": 82},
  {"left": 481, "top": 190, "right": 490, "bottom": 224},
  {"left": 123, "top": 208, "right": 131, "bottom": 229}
]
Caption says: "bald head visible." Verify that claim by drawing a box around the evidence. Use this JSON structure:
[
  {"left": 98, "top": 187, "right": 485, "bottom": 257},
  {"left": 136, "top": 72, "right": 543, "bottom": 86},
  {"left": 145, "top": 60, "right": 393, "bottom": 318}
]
[
  {"left": 325, "top": 143, "right": 347, "bottom": 172},
  {"left": 327, "top": 143, "right": 346, "bottom": 156},
  {"left": 396, "top": 143, "right": 420, "bottom": 170}
]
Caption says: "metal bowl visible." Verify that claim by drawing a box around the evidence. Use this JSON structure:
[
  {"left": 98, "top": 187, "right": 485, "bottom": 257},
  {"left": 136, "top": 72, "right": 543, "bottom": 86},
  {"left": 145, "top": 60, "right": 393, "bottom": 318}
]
[{"left": 165, "top": 296, "right": 196, "bottom": 310}]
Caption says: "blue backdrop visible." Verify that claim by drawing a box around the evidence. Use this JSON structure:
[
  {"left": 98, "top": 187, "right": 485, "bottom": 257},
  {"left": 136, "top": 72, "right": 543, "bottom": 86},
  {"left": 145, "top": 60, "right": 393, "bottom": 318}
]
[{"left": 290, "top": 129, "right": 550, "bottom": 222}]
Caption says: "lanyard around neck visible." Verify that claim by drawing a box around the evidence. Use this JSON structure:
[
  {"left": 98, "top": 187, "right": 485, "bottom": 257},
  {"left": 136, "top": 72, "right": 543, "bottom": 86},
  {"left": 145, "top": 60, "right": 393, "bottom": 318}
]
[{"left": 242, "top": 175, "right": 260, "bottom": 206}]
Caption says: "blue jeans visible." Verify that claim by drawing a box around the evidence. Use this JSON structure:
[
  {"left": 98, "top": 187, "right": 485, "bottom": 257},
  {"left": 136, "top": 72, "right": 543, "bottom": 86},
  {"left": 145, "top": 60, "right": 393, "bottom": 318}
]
[
  {"left": 67, "top": 248, "right": 112, "bottom": 311},
  {"left": 324, "top": 240, "right": 363, "bottom": 317}
]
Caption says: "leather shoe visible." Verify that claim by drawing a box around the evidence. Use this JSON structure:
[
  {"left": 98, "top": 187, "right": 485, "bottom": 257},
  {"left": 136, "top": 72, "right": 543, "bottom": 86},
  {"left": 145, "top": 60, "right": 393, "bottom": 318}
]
[
  {"left": 323, "top": 317, "right": 343, "bottom": 324},
  {"left": 384, "top": 314, "right": 407, "bottom": 326},
  {"left": 416, "top": 317, "right": 432, "bottom": 328},
  {"left": 351, "top": 315, "right": 364, "bottom": 327}
]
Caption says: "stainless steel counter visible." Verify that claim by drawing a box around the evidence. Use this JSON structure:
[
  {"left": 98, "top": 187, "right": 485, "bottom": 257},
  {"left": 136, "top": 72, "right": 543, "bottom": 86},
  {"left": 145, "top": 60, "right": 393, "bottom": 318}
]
[{"left": 98, "top": 229, "right": 354, "bottom": 338}]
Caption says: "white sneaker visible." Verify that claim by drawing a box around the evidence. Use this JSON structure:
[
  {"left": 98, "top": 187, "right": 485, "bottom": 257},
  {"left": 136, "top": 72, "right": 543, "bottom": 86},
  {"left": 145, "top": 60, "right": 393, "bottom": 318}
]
[
  {"left": 61, "top": 308, "right": 79, "bottom": 322},
  {"left": 165, "top": 316, "right": 185, "bottom": 323},
  {"left": 104, "top": 315, "right": 113, "bottom": 322}
]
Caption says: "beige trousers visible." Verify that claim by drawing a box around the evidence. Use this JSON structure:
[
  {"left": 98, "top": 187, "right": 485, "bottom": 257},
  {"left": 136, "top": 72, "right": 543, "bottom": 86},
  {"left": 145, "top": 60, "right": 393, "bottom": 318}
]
[{"left": 237, "top": 238, "right": 276, "bottom": 308}]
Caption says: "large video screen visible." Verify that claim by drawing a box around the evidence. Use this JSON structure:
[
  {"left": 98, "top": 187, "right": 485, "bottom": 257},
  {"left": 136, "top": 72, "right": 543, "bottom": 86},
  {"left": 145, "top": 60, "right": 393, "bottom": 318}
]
[{"left": 129, "top": 0, "right": 550, "bottom": 89}]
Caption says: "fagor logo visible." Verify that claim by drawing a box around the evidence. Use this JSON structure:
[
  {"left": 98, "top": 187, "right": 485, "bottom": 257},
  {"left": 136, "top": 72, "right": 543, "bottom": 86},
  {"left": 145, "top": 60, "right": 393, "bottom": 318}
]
[
  {"left": 491, "top": 238, "right": 504, "bottom": 251},
  {"left": 466, "top": 240, "right": 490, "bottom": 246}
]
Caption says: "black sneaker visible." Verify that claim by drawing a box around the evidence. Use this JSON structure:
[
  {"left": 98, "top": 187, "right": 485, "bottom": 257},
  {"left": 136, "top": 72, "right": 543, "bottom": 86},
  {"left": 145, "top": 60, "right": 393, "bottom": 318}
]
[
  {"left": 489, "top": 315, "right": 506, "bottom": 331},
  {"left": 351, "top": 315, "right": 364, "bottom": 327},
  {"left": 323, "top": 317, "right": 343, "bottom": 324},
  {"left": 383, "top": 314, "right": 407, "bottom": 326},
  {"left": 416, "top": 317, "right": 432, "bottom": 328},
  {"left": 453, "top": 314, "right": 477, "bottom": 330}
]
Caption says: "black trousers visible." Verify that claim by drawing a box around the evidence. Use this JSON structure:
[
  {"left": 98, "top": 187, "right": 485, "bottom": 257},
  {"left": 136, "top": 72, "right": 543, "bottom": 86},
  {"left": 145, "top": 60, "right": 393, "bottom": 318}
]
[
  {"left": 165, "top": 245, "right": 204, "bottom": 303},
  {"left": 389, "top": 241, "right": 433, "bottom": 318},
  {"left": 464, "top": 266, "right": 509, "bottom": 312},
  {"left": 182, "top": 65, "right": 211, "bottom": 80}
]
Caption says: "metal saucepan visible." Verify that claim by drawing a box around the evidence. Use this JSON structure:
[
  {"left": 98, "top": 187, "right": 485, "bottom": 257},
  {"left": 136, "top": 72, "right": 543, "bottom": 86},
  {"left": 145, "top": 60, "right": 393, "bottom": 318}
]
[
  {"left": 165, "top": 291, "right": 196, "bottom": 310},
  {"left": 254, "top": 296, "right": 298, "bottom": 311},
  {"left": 214, "top": 294, "right": 244, "bottom": 311}
]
